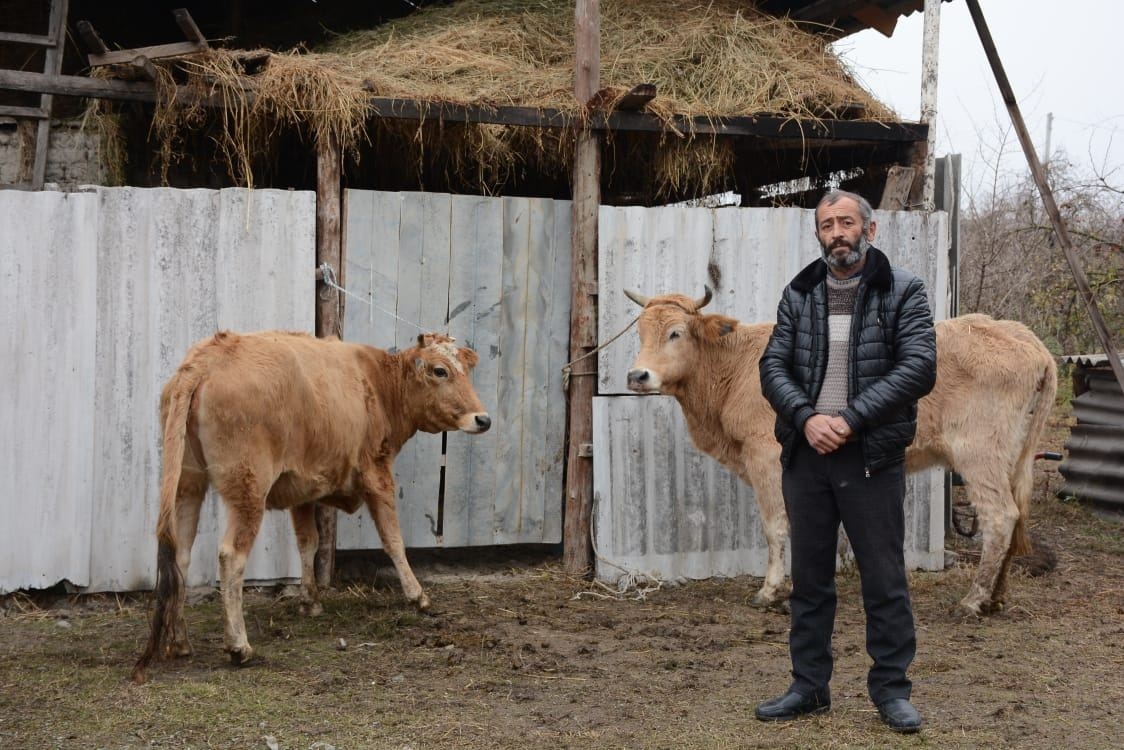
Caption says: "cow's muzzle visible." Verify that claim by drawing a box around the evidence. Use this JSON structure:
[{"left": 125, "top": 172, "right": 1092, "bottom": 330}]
[
  {"left": 627, "top": 368, "right": 659, "bottom": 393},
  {"left": 463, "top": 413, "right": 491, "bottom": 433}
]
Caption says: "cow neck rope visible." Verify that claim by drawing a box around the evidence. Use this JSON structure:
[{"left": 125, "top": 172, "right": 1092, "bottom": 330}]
[
  {"left": 317, "top": 262, "right": 429, "bottom": 335},
  {"left": 560, "top": 314, "right": 641, "bottom": 392}
]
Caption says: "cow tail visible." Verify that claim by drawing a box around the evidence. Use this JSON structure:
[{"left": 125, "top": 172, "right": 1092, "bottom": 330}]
[
  {"left": 1011, "top": 357, "right": 1059, "bottom": 557},
  {"left": 132, "top": 363, "right": 202, "bottom": 684}
]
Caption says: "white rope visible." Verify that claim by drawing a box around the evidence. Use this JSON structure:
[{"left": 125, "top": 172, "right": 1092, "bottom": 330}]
[
  {"left": 317, "top": 262, "right": 428, "bottom": 334},
  {"left": 572, "top": 491, "right": 664, "bottom": 602}
]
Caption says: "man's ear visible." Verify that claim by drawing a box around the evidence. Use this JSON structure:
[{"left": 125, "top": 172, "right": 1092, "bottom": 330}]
[
  {"left": 692, "top": 313, "right": 737, "bottom": 342},
  {"left": 865, "top": 218, "right": 878, "bottom": 242}
]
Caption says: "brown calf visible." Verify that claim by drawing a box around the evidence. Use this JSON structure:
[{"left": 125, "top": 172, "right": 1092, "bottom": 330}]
[
  {"left": 625, "top": 290, "right": 1057, "bottom": 617},
  {"left": 132, "top": 331, "right": 490, "bottom": 683}
]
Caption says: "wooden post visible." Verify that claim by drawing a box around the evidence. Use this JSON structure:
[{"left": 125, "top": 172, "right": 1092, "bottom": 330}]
[
  {"left": 313, "top": 130, "right": 342, "bottom": 586},
  {"left": 965, "top": 0, "right": 1124, "bottom": 393},
  {"left": 918, "top": 0, "right": 941, "bottom": 211},
  {"left": 563, "top": 0, "right": 600, "bottom": 575}
]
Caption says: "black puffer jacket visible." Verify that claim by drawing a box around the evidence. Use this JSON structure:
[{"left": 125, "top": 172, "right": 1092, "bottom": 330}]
[{"left": 759, "top": 246, "right": 937, "bottom": 472}]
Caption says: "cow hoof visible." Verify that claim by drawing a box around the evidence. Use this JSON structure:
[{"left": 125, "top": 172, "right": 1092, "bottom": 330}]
[
  {"left": 300, "top": 601, "right": 324, "bottom": 617},
  {"left": 414, "top": 592, "right": 431, "bottom": 612},
  {"left": 952, "top": 601, "right": 984, "bottom": 619},
  {"left": 227, "top": 645, "right": 254, "bottom": 666},
  {"left": 170, "top": 641, "right": 193, "bottom": 659},
  {"left": 750, "top": 591, "right": 789, "bottom": 613}
]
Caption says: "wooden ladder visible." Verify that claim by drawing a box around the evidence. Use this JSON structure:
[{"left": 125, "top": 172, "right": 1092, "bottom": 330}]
[{"left": 0, "top": 0, "right": 68, "bottom": 190}]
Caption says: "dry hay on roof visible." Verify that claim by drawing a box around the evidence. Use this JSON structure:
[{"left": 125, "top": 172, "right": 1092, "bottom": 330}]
[{"left": 122, "top": 0, "right": 895, "bottom": 196}]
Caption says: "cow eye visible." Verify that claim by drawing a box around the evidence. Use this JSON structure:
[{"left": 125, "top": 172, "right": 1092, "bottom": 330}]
[
  {"left": 433, "top": 366, "right": 448, "bottom": 378},
  {"left": 669, "top": 330, "right": 681, "bottom": 341}
]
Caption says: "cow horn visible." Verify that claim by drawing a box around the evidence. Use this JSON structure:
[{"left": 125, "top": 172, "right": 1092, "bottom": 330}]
[
  {"left": 623, "top": 289, "right": 651, "bottom": 308},
  {"left": 694, "top": 286, "right": 713, "bottom": 310}
]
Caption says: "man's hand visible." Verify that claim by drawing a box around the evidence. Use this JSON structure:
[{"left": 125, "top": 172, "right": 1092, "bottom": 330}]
[{"left": 804, "top": 414, "right": 853, "bottom": 455}]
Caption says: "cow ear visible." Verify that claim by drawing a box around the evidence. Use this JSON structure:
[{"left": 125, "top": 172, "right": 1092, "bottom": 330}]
[
  {"left": 693, "top": 313, "right": 737, "bottom": 341},
  {"left": 458, "top": 347, "right": 479, "bottom": 369},
  {"left": 417, "top": 333, "right": 433, "bottom": 348}
]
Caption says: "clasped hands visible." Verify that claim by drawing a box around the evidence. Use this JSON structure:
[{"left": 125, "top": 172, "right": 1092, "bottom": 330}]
[{"left": 804, "top": 413, "right": 852, "bottom": 455}]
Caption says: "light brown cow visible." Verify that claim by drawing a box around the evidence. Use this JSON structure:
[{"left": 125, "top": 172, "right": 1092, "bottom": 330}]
[
  {"left": 132, "top": 330, "right": 490, "bottom": 683},
  {"left": 624, "top": 290, "right": 1057, "bottom": 617}
]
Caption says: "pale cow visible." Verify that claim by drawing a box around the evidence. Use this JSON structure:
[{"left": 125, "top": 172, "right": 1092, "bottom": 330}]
[
  {"left": 624, "top": 289, "right": 1057, "bottom": 617},
  {"left": 132, "top": 331, "right": 491, "bottom": 683}
]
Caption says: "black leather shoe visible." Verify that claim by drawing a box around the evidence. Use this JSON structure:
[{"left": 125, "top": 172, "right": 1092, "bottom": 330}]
[
  {"left": 877, "top": 698, "right": 923, "bottom": 733},
  {"left": 755, "top": 689, "right": 830, "bottom": 721}
]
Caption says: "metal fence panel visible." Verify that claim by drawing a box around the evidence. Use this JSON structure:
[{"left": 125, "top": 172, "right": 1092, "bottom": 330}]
[{"left": 0, "top": 187, "right": 314, "bottom": 594}]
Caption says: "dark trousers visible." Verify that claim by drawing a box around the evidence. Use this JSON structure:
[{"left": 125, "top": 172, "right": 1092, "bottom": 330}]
[{"left": 782, "top": 439, "right": 915, "bottom": 705}]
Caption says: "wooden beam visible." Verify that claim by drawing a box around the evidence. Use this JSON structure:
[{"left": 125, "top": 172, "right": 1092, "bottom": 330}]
[
  {"left": 0, "top": 70, "right": 929, "bottom": 145},
  {"left": 313, "top": 130, "right": 343, "bottom": 587},
  {"left": 0, "top": 31, "right": 57, "bottom": 47},
  {"left": 563, "top": 0, "right": 600, "bottom": 576},
  {"left": 966, "top": 0, "right": 1124, "bottom": 392},
  {"left": 88, "top": 41, "right": 207, "bottom": 67},
  {"left": 0, "top": 105, "right": 48, "bottom": 119},
  {"left": 75, "top": 20, "right": 108, "bottom": 55},
  {"left": 173, "top": 8, "right": 208, "bottom": 46}
]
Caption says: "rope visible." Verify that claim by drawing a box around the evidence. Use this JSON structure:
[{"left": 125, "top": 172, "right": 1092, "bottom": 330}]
[
  {"left": 572, "top": 490, "right": 665, "bottom": 602},
  {"left": 560, "top": 313, "right": 640, "bottom": 392},
  {"left": 317, "top": 262, "right": 428, "bottom": 334}
]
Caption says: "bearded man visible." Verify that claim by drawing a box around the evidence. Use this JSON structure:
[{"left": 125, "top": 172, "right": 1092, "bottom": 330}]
[{"left": 755, "top": 190, "right": 937, "bottom": 733}]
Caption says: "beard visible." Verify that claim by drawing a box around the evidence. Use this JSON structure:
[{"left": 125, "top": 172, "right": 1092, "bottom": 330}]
[{"left": 821, "top": 234, "right": 871, "bottom": 272}]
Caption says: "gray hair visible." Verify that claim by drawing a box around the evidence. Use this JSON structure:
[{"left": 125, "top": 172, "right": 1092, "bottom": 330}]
[{"left": 815, "top": 190, "right": 873, "bottom": 231}]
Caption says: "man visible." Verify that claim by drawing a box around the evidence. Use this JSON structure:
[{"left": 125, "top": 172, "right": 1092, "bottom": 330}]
[{"left": 756, "top": 189, "right": 937, "bottom": 733}]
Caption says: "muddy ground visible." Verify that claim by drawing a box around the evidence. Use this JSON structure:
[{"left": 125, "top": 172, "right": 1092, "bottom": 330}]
[{"left": 1, "top": 407, "right": 1122, "bottom": 750}]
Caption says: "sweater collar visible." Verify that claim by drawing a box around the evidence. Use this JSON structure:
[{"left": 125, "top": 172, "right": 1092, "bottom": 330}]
[{"left": 790, "top": 245, "right": 893, "bottom": 293}]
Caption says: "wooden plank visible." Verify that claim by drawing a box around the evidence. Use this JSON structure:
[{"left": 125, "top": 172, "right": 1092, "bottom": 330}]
[
  {"left": 394, "top": 192, "right": 450, "bottom": 546},
  {"left": 541, "top": 199, "right": 572, "bottom": 544},
  {"left": 563, "top": 0, "right": 601, "bottom": 574},
  {"left": 444, "top": 195, "right": 504, "bottom": 546},
  {"left": 494, "top": 197, "right": 533, "bottom": 545},
  {"left": 0, "top": 105, "right": 47, "bottom": 119},
  {"left": 88, "top": 41, "right": 207, "bottom": 67},
  {"left": 879, "top": 165, "right": 916, "bottom": 210},
  {"left": 0, "top": 31, "right": 56, "bottom": 46}
]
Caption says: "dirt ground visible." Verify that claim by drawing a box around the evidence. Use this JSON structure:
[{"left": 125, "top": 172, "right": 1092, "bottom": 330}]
[{"left": 2, "top": 406, "right": 1122, "bottom": 750}]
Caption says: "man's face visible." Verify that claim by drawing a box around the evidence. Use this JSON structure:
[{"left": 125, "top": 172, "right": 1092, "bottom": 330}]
[{"left": 816, "top": 197, "right": 875, "bottom": 272}]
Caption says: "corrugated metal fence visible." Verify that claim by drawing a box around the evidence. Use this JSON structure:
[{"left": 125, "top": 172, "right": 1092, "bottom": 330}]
[
  {"left": 593, "top": 206, "right": 951, "bottom": 583},
  {"left": 0, "top": 187, "right": 571, "bottom": 595},
  {"left": 1, "top": 187, "right": 950, "bottom": 595},
  {"left": 1, "top": 187, "right": 314, "bottom": 593},
  {"left": 1059, "top": 355, "right": 1124, "bottom": 510}
]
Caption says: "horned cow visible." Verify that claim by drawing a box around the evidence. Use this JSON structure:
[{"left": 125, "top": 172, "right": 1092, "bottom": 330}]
[
  {"left": 625, "top": 289, "right": 1057, "bottom": 617},
  {"left": 133, "top": 331, "right": 490, "bottom": 683}
]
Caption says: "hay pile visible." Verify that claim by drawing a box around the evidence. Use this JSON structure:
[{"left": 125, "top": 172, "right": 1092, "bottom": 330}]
[{"left": 122, "top": 0, "right": 896, "bottom": 195}]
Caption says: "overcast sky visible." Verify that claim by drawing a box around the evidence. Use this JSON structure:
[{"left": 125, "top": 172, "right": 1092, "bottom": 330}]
[{"left": 832, "top": 0, "right": 1121, "bottom": 198}]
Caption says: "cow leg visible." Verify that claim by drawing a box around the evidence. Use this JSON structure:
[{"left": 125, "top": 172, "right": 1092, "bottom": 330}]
[
  {"left": 957, "top": 475, "right": 1019, "bottom": 617},
  {"left": 743, "top": 457, "right": 790, "bottom": 609},
  {"left": 214, "top": 467, "right": 268, "bottom": 665},
  {"left": 169, "top": 467, "right": 208, "bottom": 657},
  {"left": 289, "top": 503, "right": 323, "bottom": 616},
  {"left": 361, "top": 466, "right": 429, "bottom": 611}
]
